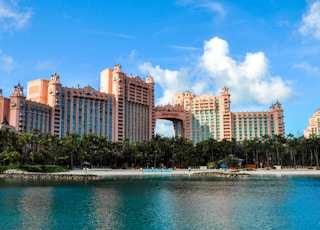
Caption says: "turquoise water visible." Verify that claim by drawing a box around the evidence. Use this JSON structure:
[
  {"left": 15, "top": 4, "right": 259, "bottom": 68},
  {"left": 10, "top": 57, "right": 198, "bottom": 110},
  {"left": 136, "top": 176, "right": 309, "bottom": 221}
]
[{"left": 1, "top": 175, "right": 320, "bottom": 230}]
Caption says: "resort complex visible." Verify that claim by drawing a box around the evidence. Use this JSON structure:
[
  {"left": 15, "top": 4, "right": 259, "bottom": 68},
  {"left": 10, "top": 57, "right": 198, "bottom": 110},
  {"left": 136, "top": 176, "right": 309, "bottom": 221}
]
[
  {"left": 0, "top": 64, "right": 155, "bottom": 142},
  {"left": 304, "top": 109, "right": 320, "bottom": 138},
  {"left": 1, "top": 64, "right": 285, "bottom": 143},
  {"left": 170, "top": 87, "right": 285, "bottom": 142}
]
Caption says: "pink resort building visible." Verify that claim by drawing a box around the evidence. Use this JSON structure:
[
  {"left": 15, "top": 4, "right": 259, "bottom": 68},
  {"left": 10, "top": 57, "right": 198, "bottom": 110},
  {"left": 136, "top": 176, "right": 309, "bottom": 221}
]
[
  {"left": 0, "top": 64, "right": 155, "bottom": 142},
  {"left": 172, "top": 87, "right": 285, "bottom": 142},
  {"left": 304, "top": 109, "right": 320, "bottom": 138},
  {"left": 1, "top": 65, "right": 285, "bottom": 143}
]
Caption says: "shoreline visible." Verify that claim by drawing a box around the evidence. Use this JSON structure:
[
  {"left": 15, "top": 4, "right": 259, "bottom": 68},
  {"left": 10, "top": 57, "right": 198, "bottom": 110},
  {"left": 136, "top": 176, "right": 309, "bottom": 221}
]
[
  {"left": 2, "top": 168, "right": 320, "bottom": 180},
  {"left": 61, "top": 168, "right": 320, "bottom": 176}
]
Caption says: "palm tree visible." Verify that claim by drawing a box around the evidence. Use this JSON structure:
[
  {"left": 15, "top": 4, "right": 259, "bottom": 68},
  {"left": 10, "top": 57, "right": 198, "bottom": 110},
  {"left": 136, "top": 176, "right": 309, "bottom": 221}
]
[
  {"left": 171, "top": 136, "right": 193, "bottom": 168},
  {"left": 111, "top": 141, "right": 122, "bottom": 168},
  {"left": 0, "top": 129, "right": 19, "bottom": 154},
  {"left": 285, "top": 133, "right": 299, "bottom": 167},
  {"left": 39, "top": 133, "right": 61, "bottom": 165},
  {"left": 95, "top": 136, "right": 112, "bottom": 167},
  {"left": 194, "top": 141, "right": 207, "bottom": 166},
  {"left": 63, "top": 132, "right": 80, "bottom": 169},
  {"left": 151, "top": 134, "right": 164, "bottom": 168},
  {"left": 261, "top": 135, "right": 272, "bottom": 167},
  {"left": 241, "top": 139, "right": 252, "bottom": 166},
  {"left": 271, "top": 134, "right": 286, "bottom": 165},
  {"left": 18, "top": 133, "right": 32, "bottom": 165},
  {"left": 30, "top": 129, "right": 41, "bottom": 153},
  {"left": 81, "top": 133, "right": 100, "bottom": 167},
  {"left": 202, "top": 138, "right": 220, "bottom": 162},
  {"left": 137, "top": 140, "right": 150, "bottom": 168},
  {"left": 306, "top": 134, "right": 320, "bottom": 168},
  {"left": 297, "top": 136, "right": 308, "bottom": 166},
  {"left": 241, "top": 138, "right": 261, "bottom": 168}
]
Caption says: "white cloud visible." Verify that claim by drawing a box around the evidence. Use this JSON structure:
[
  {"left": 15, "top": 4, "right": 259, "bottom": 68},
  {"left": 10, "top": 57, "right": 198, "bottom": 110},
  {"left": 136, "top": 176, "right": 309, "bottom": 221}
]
[
  {"left": 299, "top": 1, "right": 320, "bottom": 40},
  {"left": 80, "top": 29, "right": 138, "bottom": 39},
  {"left": 293, "top": 62, "right": 319, "bottom": 73},
  {"left": 176, "top": 0, "right": 225, "bottom": 17},
  {"left": 0, "top": 0, "right": 32, "bottom": 32},
  {"left": 0, "top": 49, "right": 14, "bottom": 72},
  {"left": 202, "top": 1, "right": 225, "bottom": 16},
  {"left": 140, "top": 36, "right": 293, "bottom": 109},
  {"left": 139, "top": 62, "right": 190, "bottom": 105},
  {"left": 198, "top": 37, "right": 293, "bottom": 105},
  {"left": 128, "top": 49, "right": 137, "bottom": 62},
  {"left": 155, "top": 120, "right": 174, "bottom": 137},
  {"left": 168, "top": 45, "right": 200, "bottom": 51},
  {"left": 142, "top": 37, "right": 293, "bottom": 137}
]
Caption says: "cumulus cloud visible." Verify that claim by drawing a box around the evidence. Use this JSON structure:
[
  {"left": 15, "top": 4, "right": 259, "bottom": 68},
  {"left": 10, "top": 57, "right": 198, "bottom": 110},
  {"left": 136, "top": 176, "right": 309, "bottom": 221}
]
[
  {"left": 198, "top": 37, "right": 292, "bottom": 105},
  {"left": 140, "top": 36, "right": 293, "bottom": 107},
  {"left": 0, "top": 0, "right": 32, "bottom": 32},
  {"left": 299, "top": 1, "right": 320, "bottom": 40},
  {"left": 140, "top": 36, "right": 293, "bottom": 136},
  {"left": 139, "top": 62, "right": 191, "bottom": 105},
  {"left": 0, "top": 49, "right": 14, "bottom": 72},
  {"left": 155, "top": 120, "right": 174, "bottom": 137}
]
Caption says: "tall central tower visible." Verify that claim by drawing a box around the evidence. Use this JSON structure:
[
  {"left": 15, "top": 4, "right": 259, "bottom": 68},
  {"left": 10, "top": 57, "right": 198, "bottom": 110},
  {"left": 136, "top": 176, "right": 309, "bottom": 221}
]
[
  {"left": 100, "top": 64, "right": 155, "bottom": 142},
  {"left": 9, "top": 83, "right": 26, "bottom": 134},
  {"left": 47, "top": 73, "right": 62, "bottom": 136}
]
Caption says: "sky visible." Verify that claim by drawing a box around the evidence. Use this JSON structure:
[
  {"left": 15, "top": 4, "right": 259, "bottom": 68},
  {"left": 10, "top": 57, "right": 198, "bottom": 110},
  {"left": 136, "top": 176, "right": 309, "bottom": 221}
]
[{"left": 1, "top": 0, "right": 320, "bottom": 138}]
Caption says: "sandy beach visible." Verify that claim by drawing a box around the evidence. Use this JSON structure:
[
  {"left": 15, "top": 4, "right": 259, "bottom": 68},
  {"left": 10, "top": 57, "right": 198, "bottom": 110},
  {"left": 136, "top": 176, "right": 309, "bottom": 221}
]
[
  {"left": 3, "top": 168, "right": 320, "bottom": 180},
  {"left": 55, "top": 168, "right": 320, "bottom": 177}
]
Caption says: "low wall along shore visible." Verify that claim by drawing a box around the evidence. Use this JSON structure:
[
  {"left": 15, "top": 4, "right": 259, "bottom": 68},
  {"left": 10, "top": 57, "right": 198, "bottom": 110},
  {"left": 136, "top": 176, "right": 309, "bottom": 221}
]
[
  {"left": 0, "top": 172, "right": 100, "bottom": 181},
  {"left": 191, "top": 171, "right": 250, "bottom": 178}
]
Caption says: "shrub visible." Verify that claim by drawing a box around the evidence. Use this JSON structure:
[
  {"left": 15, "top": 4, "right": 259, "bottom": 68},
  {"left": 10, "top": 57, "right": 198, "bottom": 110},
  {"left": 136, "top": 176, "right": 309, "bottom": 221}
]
[
  {"left": 0, "top": 165, "right": 19, "bottom": 173},
  {"left": 207, "top": 161, "right": 219, "bottom": 169},
  {"left": 19, "top": 165, "right": 69, "bottom": 173}
]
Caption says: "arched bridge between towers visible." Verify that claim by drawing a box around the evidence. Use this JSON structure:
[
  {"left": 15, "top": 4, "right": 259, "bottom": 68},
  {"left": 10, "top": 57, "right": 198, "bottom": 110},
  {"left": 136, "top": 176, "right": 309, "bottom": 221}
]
[{"left": 154, "top": 105, "right": 186, "bottom": 137}]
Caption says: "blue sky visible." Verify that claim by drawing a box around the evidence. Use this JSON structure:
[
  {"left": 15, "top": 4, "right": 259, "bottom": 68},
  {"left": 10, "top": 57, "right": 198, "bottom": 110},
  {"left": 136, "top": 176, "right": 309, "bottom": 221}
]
[{"left": 1, "top": 0, "right": 320, "bottom": 137}]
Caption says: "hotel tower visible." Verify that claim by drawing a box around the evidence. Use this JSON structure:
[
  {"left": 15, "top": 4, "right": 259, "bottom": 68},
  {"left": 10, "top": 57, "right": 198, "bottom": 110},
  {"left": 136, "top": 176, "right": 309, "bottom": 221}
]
[
  {"left": 304, "top": 109, "right": 320, "bottom": 138},
  {"left": 1, "top": 66, "right": 285, "bottom": 143},
  {"left": 1, "top": 64, "right": 155, "bottom": 142},
  {"left": 173, "top": 87, "right": 285, "bottom": 142}
]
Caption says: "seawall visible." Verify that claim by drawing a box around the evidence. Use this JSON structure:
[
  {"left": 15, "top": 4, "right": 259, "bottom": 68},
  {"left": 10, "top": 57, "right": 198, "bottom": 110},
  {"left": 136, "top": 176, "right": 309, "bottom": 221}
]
[
  {"left": 192, "top": 171, "right": 250, "bottom": 178},
  {"left": 0, "top": 172, "right": 100, "bottom": 181}
]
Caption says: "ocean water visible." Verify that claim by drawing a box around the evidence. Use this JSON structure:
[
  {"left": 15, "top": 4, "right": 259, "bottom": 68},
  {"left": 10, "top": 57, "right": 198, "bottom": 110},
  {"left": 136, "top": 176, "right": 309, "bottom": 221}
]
[{"left": 1, "top": 175, "right": 320, "bottom": 230}]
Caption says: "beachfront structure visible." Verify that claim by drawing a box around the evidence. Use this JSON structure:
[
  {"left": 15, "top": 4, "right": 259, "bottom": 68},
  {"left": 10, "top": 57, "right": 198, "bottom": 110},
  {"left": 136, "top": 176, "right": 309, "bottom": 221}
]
[
  {"left": 304, "top": 109, "right": 320, "bottom": 138},
  {"left": 173, "top": 87, "right": 285, "bottom": 142},
  {"left": 1, "top": 66, "right": 284, "bottom": 143},
  {"left": 0, "top": 64, "right": 155, "bottom": 142}
]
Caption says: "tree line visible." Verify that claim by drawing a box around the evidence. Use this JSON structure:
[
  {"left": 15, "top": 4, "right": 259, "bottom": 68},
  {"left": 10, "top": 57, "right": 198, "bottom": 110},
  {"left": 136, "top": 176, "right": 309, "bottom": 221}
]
[{"left": 1, "top": 129, "right": 319, "bottom": 169}]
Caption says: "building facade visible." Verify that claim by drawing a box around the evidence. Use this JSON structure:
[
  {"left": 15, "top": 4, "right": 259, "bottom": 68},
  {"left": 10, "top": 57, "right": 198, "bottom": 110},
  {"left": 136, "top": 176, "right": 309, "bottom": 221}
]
[
  {"left": 0, "top": 89, "right": 10, "bottom": 125},
  {"left": 174, "top": 87, "right": 285, "bottom": 142},
  {"left": 304, "top": 109, "right": 320, "bottom": 138},
  {"left": 1, "top": 66, "right": 284, "bottom": 143},
  {"left": 100, "top": 64, "right": 155, "bottom": 142},
  {"left": 1, "top": 64, "right": 155, "bottom": 142},
  {"left": 9, "top": 83, "right": 52, "bottom": 135}
]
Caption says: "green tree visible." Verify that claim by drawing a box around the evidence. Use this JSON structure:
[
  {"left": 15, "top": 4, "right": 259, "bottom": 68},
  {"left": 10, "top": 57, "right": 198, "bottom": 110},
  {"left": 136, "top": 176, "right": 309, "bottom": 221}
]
[
  {"left": 63, "top": 132, "right": 80, "bottom": 169},
  {"left": 285, "top": 133, "right": 299, "bottom": 167},
  {"left": 18, "top": 133, "right": 32, "bottom": 165},
  {"left": 271, "top": 134, "right": 286, "bottom": 165}
]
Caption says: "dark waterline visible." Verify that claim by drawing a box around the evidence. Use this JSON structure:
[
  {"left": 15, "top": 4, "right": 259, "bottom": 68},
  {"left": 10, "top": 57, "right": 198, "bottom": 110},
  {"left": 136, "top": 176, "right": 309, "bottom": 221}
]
[{"left": 1, "top": 175, "right": 320, "bottom": 230}]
